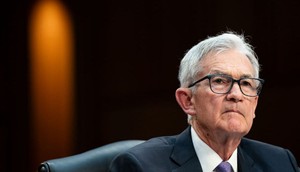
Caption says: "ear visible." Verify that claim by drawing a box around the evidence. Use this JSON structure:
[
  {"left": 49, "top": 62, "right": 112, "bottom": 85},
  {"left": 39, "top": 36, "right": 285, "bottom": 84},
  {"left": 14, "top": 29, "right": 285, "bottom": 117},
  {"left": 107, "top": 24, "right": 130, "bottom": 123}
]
[{"left": 175, "top": 88, "right": 196, "bottom": 115}]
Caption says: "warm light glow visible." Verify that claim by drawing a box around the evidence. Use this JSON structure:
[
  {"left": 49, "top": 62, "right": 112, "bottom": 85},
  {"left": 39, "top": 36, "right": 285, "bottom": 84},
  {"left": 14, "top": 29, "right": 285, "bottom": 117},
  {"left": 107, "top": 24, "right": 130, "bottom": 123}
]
[{"left": 29, "top": 0, "right": 74, "bottom": 170}]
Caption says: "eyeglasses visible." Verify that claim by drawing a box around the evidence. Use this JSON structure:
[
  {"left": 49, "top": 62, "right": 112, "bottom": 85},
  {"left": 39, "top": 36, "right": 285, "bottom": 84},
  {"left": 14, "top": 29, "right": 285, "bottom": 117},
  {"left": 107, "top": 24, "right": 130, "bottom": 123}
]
[{"left": 188, "top": 74, "right": 265, "bottom": 97}]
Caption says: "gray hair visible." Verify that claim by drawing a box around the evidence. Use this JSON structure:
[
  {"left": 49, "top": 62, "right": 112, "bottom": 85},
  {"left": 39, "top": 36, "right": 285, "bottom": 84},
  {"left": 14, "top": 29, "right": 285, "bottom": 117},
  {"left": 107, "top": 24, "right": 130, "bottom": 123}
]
[
  {"left": 178, "top": 31, "right": 260, "bottom": 88},
  {"left": 177, "top": 31, "right": 261, "bottom": 123}
]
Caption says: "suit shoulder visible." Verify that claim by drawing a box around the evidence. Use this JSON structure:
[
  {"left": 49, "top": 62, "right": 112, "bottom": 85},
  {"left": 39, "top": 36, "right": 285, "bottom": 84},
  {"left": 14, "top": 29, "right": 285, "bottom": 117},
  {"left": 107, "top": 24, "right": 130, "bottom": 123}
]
[
  {"left": 241, "top": 137, "right": 285, "bottom": 151},
  {"left": 240, "top": 138, "right": 299, "bottom": 171},
  {"left": 110, "top": 135, "right": 178, "bottom": 171},
  {"left": 240, "top": 137, "right": 296, "bottom": 159}
]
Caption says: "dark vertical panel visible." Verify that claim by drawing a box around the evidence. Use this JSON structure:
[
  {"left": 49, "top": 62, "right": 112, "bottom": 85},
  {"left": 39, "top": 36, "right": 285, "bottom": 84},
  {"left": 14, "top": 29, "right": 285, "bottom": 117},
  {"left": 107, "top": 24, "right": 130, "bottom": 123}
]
[{"left": 2, "top": 0, "right": 32, "bottom": 172}]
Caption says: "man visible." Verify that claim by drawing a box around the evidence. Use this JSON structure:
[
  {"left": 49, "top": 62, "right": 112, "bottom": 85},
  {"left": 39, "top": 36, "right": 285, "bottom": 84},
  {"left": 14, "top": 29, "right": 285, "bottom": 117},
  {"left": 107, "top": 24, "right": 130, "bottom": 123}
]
[{"left": 109, "top": 31, "right": 300, "bottom": 172}]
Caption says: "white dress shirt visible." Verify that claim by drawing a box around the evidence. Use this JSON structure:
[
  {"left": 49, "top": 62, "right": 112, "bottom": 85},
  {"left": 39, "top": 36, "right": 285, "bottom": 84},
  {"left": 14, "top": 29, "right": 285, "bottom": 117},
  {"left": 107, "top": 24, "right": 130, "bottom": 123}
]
[{"left": 191, "top": 126, "right": 238, "bottom": 172}]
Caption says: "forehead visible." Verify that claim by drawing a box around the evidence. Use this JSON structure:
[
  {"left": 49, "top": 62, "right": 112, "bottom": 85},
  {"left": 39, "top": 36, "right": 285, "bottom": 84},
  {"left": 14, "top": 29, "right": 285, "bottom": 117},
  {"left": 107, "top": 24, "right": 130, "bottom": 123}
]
[{"left": 200, "top": 50, "right": 255, "bottom": 77}]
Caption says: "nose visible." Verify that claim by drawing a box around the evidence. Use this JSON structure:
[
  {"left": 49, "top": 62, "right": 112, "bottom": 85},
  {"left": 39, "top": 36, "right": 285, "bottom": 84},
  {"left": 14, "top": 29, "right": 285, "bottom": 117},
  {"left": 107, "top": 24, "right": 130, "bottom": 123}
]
[{"left": 226, "top": 82, "right": 243, "bottom": 101}]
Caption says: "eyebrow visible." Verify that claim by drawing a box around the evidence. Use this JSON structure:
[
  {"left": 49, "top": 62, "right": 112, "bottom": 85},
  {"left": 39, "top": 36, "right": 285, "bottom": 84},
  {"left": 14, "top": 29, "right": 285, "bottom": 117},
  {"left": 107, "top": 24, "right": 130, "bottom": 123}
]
[{"left": 209, "top": 70, "right": 253, "bottom": 78}]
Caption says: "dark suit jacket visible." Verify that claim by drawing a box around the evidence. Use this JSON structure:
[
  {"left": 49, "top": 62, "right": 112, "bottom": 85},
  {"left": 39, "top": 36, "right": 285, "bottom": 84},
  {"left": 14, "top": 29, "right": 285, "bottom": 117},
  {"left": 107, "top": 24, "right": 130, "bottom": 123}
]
[{"left": 109, "top": 126, "right": 299, "bottom": 172}]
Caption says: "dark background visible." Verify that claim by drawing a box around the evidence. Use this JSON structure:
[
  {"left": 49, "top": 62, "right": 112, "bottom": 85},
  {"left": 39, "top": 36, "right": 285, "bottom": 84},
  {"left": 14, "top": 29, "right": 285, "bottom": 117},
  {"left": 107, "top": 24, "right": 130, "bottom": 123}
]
[{"left": 2, "top": 0, "right": 300, "bottom": 171}]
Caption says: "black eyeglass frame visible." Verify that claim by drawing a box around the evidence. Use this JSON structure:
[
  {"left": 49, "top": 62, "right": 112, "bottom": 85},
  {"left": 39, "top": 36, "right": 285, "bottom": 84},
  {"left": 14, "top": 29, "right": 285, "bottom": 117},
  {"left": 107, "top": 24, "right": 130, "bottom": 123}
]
[{"left": 188, "top": 74, "right": 265, "bottom": 97}]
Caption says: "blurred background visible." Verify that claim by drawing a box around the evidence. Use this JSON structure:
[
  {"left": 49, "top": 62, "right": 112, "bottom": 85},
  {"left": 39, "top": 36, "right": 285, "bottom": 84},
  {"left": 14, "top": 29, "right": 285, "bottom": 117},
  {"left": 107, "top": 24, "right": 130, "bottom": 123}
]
[{"left": 2, "top": 0, "right": 300, "bottom": 171}]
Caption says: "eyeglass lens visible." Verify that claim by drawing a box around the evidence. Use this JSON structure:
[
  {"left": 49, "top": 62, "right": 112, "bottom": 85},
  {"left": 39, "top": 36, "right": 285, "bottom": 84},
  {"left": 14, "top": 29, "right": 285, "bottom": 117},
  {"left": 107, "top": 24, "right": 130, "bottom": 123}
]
[{"left": 210, "top": 75, "right": 262, "bottom": 96}]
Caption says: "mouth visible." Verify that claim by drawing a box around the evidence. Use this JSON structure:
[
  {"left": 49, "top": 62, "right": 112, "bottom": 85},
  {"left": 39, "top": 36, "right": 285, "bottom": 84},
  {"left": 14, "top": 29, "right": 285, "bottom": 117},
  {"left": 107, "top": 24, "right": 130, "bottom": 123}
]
[{"left": 224, "top": 110, "right": 243, "bottom": 116}]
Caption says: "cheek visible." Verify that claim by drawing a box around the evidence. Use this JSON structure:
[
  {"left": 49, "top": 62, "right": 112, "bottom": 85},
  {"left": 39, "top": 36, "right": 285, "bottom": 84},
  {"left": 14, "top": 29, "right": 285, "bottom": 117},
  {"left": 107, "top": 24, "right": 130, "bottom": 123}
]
[{"left": 194, "top": 93, "right": 222, "bottom": 118}]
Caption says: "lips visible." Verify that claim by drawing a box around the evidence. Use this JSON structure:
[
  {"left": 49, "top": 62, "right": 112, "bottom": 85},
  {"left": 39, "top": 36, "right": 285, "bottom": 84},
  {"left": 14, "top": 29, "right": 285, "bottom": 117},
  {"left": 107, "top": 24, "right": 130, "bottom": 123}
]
[{"left": 224, "top": 110, "right": 243, "bottom": 115}]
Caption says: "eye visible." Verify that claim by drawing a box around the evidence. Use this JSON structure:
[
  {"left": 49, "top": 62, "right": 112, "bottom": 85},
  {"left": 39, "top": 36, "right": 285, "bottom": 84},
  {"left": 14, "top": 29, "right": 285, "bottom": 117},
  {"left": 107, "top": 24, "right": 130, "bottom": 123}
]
[
  {"left": 240, "top": 79, "right": 254, "bottom": 87},
  {"left": 211, "top": 75, "right": 230, "bottom": 85}
]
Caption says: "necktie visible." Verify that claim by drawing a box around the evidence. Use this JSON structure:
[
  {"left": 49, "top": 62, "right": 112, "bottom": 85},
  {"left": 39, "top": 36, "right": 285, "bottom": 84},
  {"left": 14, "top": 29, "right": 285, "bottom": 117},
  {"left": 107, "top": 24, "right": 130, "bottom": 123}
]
[{"left": 215, "top": 161, "right": 232, "bottom": 172}]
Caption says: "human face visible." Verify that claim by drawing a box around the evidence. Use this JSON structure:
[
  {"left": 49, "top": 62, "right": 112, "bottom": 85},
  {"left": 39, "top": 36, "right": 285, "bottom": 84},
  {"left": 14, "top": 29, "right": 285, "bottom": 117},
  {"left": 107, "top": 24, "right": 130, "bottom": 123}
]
[{"left": 190, "top": 50, "right": 258, "bottom": 139}]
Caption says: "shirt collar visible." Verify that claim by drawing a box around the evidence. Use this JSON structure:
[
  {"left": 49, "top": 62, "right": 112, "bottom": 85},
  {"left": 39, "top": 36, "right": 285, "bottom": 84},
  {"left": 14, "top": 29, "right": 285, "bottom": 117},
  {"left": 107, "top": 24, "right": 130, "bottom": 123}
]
[{"left": 191, "top": 126, "right": 238, "bottom": 172}]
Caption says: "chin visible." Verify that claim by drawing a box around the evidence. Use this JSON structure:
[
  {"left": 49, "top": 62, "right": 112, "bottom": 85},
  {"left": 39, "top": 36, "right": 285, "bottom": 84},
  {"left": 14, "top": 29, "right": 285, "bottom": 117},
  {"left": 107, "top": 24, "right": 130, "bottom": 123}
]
[{"left": 227, "top": 121, "right": 248, "bottom": 134}]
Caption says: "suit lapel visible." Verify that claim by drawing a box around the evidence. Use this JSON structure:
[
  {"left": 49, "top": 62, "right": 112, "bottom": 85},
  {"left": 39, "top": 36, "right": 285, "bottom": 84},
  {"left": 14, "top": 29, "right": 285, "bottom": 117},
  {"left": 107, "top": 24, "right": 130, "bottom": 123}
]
[
  {"left": 172, "top": 156, "right": 202, "bottom": 172},
  {"left": 170, "top": 127, "right": 203, "bottom": 172},
  {"left": 238, "top": 140, "right": 263, "bottom": 172}
]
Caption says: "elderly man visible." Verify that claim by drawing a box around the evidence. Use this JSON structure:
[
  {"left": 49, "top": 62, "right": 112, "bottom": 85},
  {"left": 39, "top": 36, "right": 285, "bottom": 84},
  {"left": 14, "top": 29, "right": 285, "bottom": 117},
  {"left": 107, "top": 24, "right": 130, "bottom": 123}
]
[{"left": 109, "top": 31, "right": 299, "bottom": 172}]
